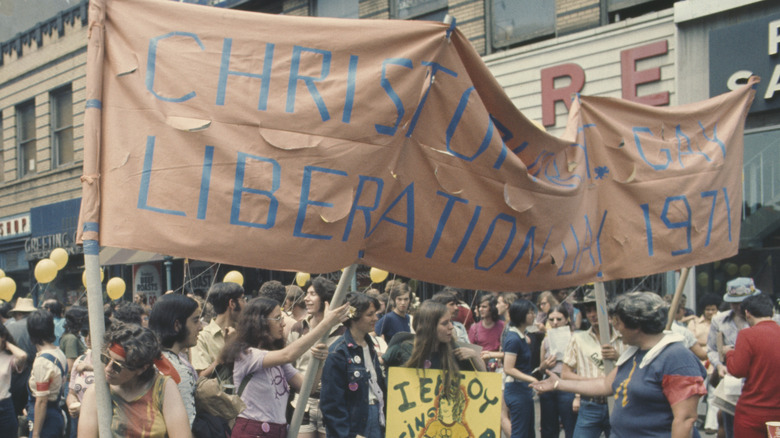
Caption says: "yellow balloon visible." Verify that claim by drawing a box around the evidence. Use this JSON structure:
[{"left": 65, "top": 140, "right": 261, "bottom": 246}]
[
  {"left": 34, "top": 259, "right": 58, "bottom": 284},
  {"left": 0, "top": 277, "right": 16, "bottom": 301},
  {"left": 0, "top": 268, "right": 5, "bottom": 278},
  {"left": 369, "top": 267, "right": 389, "bottom": 283},
  {"left": 106, "top": 277, "right": 126, "bottom": 300},
  {"left": 49, "top": 248, "right": 69, "bottom": 270},
  {"left": 224, "top": 270, "right": 244, "bottom": 286},
  {"left": 295, "top": 272, "right": 310, "bottom": 287},
  {"left": 82, "top": 268, "right": 105, "bottom": 288}
]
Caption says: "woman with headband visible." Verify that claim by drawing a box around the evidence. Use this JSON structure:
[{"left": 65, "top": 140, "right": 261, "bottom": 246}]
[{"left": 78, "top": 322, "right": 191, "bottom": 438}]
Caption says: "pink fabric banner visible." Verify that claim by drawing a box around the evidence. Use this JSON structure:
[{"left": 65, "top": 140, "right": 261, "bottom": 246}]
[{"left": 79, "top": 0, "right": 757, "bottom": 292}]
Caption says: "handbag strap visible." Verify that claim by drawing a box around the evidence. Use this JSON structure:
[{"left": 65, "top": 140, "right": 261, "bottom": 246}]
[{"left": 237, "top": 372, "right": 253, "bottom": 397}]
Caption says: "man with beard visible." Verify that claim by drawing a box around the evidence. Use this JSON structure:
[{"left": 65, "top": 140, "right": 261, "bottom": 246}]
[{"left": 190, "top": 282, "right": 244, "bottom": 380}]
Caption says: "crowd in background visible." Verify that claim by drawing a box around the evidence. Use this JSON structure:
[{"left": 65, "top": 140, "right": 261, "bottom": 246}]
[{"left": 0, "top": 274, "right": 777, "bottom": 438}]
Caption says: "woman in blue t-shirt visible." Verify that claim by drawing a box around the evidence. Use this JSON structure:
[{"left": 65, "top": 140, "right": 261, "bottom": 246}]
[
  {"left": 531, "top": 292, "right": 707, "bottom": 438},
  {"left": 502, "top": 299, "right": 538, "bottom": 438}
]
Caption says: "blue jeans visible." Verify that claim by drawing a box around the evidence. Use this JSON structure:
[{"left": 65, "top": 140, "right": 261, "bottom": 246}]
[
  {"left": 539, "top": 390, "right": 577, "bottom": 438},
  {"left": 722, "top": 412, "right": 734, "bottom": 438},
  {"left": 504, "top": 381, "right": 534, "bottom": 438},
  {"left": 363, "top": 403, "right": 384, "bottom": 438},
  {"left": 573, "top": 399, "right": 610, "bottom": 438},
  {"left": 26, "top": 401, "right": 65, "bottom": 438},
  {"left": 0, "top": 397, "right": 17, "bottom": 436}
]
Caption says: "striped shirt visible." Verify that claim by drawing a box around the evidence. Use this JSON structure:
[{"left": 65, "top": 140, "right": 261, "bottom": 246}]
[{"left": 562, "top": 328, "right": 625, "bottom": 378}]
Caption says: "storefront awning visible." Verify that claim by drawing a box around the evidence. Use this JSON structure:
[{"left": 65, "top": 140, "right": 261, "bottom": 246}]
[{"left": 99, "top": 247, "right": 168, "bottom": 266}]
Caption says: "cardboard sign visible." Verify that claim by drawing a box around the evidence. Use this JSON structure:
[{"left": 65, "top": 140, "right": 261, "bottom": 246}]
[
  {"left": 79, "top": 0, "right": 757, "bottom": 291},
  {"left": 386, "top": 367, "right": 502, "bottom": 438}
]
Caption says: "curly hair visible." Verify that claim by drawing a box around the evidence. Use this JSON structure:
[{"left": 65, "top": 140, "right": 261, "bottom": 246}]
[
  {"left": 221, "top": 297, "right": 283, "bottom": 365},
  {"left": 104, "top": 321, "right": 161, "bottom": 383},
  {"left": 64, "top": 306, "right": 89, "bottom": 335},
  {"left": 405, "top": 301, "right": 460, "bottom": 400},
  {"left": 611, "top": 291, "right": 667, "bottom": 335}
]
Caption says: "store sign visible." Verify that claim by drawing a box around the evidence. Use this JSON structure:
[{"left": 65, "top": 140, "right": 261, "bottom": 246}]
[
  {"left": 710, "top": 13, "right": 780, "bottom": 113},
  {"left": 0, "top": 214, "right": 31, "bottom": 240},
  {"left": 541, "top": 40, "right": 670, "bottom": 126},
  {"left": 25, "top": 231, "right": 81, "bottom": 260},
  {"left": 133, "top": 263, "right": 163, "bottom": 305}
]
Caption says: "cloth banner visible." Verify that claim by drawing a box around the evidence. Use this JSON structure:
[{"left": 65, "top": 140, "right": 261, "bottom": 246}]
[
  {"left": 386, "top": 367, "right": 502, "bottom": 438},
  {"left": 79, "top": 0, "right": 757, "bottom": 291}
]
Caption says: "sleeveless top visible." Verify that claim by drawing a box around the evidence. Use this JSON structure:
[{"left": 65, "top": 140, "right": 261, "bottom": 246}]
[{"left": 111, "top": 374, "right": 169, "bottom": 438}]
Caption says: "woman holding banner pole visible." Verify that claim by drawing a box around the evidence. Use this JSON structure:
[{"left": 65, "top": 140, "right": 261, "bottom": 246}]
[
  {"left": 321, "top": 292, "right": 386, "bottom": 438},
  {"left": 221, "top": 297, "right": 349, "bottom": 438}
]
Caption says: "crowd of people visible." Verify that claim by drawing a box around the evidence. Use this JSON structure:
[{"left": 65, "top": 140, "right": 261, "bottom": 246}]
[{"left": 0, "top": 275, "right": 777, "bottom": 438}]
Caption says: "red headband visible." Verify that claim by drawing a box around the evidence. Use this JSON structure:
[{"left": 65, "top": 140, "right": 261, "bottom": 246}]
[{"left": 107, "top": 343, "right": 180, "bottom": 384}]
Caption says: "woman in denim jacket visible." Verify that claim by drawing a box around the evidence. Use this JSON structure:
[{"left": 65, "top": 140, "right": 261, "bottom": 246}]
[{"left": 321, "top": 293, "right": 386, "bottom": 438}]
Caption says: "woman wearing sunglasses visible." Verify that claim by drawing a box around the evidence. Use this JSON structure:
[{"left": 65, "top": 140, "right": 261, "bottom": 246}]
[
  {"left": 78, "top": 322, "right": 191, "bottom": 438},
  {"left": 221, "top": 297, "right": 349, "bottom": 438}
]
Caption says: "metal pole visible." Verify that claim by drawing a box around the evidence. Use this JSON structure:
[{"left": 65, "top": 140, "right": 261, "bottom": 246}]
[{"left": 287, "top": 264, "right": 357, "bottom": 438}]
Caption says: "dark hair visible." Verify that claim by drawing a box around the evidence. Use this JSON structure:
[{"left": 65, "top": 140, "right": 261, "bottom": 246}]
[
  {"left": 548, "top": 304, "right": 570, "bottom": 320},
  {"left": 508, "top": 299, "right": 536, "bottom": 327},
  {"left": 611, "top": 292, "right": 667, "bottom": 335},
  {"left": 0, "top": 301, "right": 11, "bottom": 320},
  {"left": 308, "top": 277, "right": 336, "bottom": 313},
  {"left": 344, "top": 292, "right": 379, "bottom": 328},
  {"left": 405, "top": 301, "right": 459, "bottom": 400},
  {"left": 259, "top": 280, "right": 287, "bottom": 306},
  {"left": 207, "top": 282, "right": 245, "bottom": 315},
  {"left": 0, "top": 322, "right": 15, "bottom": 345},
  {"left": 221, "top": 297, "right": 283, "bottom": 364},
  {"left": 64, "top": 306, "right": 89, "bottom": 335},
  {"left": 104, "top": 322, "right": 161, "bottom": 383},
  {"left": 149, "top": 294, "right": 198, "bottom": 348},
  {"left": 42, "top": 299, "right": 64, "bottom": 318},
  {"left": 28, "top": 310, "right": 55, "bottom": 346},
  {"left": 440, "top": 286, "right": 463, "bottom": 302},
  {"left": 698, "top": 293, "right": 722, "bottom": 314},
  {"left": 113, "top": 302, "right": 145, "bottom": 326},
  {"left": 478, "top": 295, "right": 500, "bottom": 322},
  {"left": 430, "top": 291, "right": 457, "bottom": 306},
  {"left": 742, "top": 294, "right": 774, "bottom": 318}
]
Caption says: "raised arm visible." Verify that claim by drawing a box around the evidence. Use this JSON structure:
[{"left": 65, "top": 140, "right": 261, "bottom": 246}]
[{"left": 263, "top": 302, "right": 349, "bottom": 368}]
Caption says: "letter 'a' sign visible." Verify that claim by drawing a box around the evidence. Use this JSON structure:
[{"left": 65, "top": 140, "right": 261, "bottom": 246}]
[{"left": 80, "top": 0, "right": 757, "bottom": 292}]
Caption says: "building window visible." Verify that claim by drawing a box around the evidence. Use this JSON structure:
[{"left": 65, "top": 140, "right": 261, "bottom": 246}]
[
  {"left": 51, "top": 85, "right": 74, "bottom": 167},
  {"left": 16, "top": 100, "right": 36, "bottom": 177},
  {"left": 492, "top": 0, "right": 555, "bottom": 48},
  {"left": 316, "top": 0, "right": 358, "bottom": 18},
  {"left": 0, "top": 116, "right": 3, "bottom": 183},
  {"left": 393, "top": 0, "right": 447, "bottom": 20}
]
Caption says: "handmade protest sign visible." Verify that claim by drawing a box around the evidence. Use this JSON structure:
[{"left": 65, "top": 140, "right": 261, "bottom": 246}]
[
  {"left": 386, "top": 367, "right": 501, "bottom": 438},
  {"left": 79, "top": 0, "right": 757, "bottom": 291}
]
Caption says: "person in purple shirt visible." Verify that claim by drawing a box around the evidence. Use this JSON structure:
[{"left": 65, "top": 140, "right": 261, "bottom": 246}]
[{"left": 221, "top": 297, "right": 349, "bottom": 438}]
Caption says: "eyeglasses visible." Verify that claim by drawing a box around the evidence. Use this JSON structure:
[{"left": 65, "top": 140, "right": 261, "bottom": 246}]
[
  {"left": 101, "top": 353, "right": 131, "bottom": 374},
  {"left": 548, "top": 317, "right": 565, "bottom": 321},
  {"left": 267, "top": 314, "right": 283, "bottom": 322}
]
